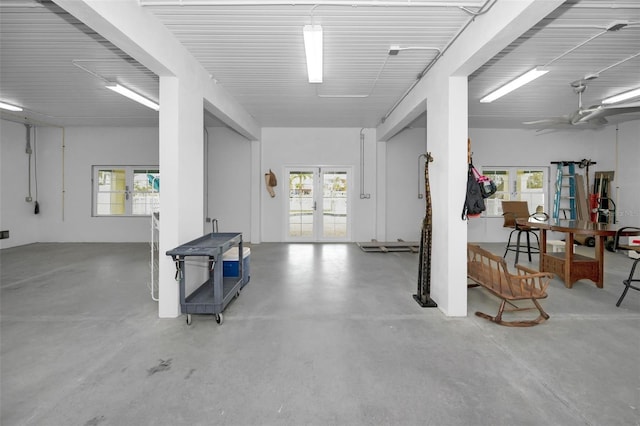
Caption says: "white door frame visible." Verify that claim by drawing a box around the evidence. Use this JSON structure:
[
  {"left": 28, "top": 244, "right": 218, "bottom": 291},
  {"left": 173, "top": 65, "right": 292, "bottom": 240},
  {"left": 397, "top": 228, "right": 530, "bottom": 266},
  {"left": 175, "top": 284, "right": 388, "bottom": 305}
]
[{"left": 283, "top": 166, "right": 352, "bottom": 242}]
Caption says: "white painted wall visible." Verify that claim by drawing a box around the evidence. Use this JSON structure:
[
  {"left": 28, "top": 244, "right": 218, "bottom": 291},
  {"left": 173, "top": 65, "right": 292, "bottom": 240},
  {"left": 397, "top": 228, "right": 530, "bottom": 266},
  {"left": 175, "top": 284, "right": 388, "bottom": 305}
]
[
  {"left": 206, "top": 126, "right": 252, "bottom": 239},
  {"left": 0, "top": 120, "right": 40, "bottom": 248},
  {"left": 385, "top": 127, "right": 427, "bottom": 241},
  {"left": 45, "top": 126, "right": 159, "bottom": 243},
  {"left": 260, "top": 127, "right": 378, "bottom": 242},
  {"left": 614, "top": 120, "right": 640, "bottom": 227},
  {"left": 466, "top": 125, "right": 636, "bottom": 242},
  {"left": 0, "top": 121, "right": 159, "bottom": 248},
  {"left": 3, "top": 118, "right": 638, "bottom": 250}
]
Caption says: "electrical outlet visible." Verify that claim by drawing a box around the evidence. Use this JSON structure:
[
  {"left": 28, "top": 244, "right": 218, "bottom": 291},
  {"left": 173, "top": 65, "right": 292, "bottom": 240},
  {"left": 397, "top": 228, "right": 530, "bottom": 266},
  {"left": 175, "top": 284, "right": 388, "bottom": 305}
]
[
  {"left": 25, "top": 196, "right": 32, "bottom": 202},
  {"left": 0, "top": 230, "right": 9, "bottom": 239}
]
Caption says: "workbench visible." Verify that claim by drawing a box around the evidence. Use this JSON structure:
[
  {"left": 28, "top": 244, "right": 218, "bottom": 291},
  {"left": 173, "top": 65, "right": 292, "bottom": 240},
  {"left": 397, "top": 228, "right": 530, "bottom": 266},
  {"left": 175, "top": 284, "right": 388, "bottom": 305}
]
[
  {"left": 519, "top": 219, "right": 639, "bottom": 288},
  {"left": 166, "top": 232, "right": 244, "bottom": 325}
]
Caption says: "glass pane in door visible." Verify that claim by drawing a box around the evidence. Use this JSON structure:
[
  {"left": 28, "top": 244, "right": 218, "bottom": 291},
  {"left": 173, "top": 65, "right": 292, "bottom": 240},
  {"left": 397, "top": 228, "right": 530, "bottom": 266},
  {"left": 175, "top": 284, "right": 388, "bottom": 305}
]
[
  {"left": 322, "top": 171, "right": 347, "bottom": 238},
  {"left": 288, "top": 171, "right": 314, "bottom": 237},
  {"left": 517, "top": 169, "right": 545, "bottom": 211}
]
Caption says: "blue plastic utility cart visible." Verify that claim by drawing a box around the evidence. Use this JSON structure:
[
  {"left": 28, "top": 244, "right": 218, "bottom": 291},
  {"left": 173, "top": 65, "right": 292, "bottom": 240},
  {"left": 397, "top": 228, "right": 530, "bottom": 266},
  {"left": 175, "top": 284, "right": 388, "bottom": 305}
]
[{"left": 166, "top": 232, "right": 244, "bottom": 325}]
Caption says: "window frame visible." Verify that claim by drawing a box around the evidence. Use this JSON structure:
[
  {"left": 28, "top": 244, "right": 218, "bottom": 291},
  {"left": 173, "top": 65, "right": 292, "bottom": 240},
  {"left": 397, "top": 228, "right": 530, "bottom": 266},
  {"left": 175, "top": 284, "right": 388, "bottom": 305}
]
[
  {"left": 92, "top": 165, "right": 159, "bottom": 217},
  {"left": 481, "top": 166, "right": 549, "bottom": 218}
]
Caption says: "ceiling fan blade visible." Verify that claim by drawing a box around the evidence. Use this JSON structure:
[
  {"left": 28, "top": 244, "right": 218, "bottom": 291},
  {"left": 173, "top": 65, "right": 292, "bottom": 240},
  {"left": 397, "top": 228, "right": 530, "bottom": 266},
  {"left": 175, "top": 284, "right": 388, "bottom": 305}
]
[
  {"left": 581, "top": 105, "right": 601, "bottom": 113},
  {"left": 578, "top": 104, "right": 640, "bottom": 123},
  {"left": 523, "top": 117, "right": 569, "bottom": 125},
  {"left": 523, "top": 117, "right": 574, "bottom": 131}
]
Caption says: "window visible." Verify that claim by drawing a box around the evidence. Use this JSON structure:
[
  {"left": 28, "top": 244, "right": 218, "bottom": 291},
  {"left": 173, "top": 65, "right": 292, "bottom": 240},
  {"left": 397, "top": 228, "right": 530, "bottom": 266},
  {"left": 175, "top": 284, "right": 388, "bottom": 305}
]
[
  {"left": 93, "top": 166, "right": 159, "bottom": 216},
  {"left": 481, "top": 167, "right": 548, "bottom": 217}
]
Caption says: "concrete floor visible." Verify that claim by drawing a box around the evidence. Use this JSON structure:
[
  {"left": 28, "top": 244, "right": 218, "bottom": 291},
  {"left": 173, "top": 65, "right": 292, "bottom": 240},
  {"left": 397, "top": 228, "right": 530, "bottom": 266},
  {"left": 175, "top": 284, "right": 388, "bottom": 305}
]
[{"left": 1, "top": 241, "right": 638, "bottom": 426}]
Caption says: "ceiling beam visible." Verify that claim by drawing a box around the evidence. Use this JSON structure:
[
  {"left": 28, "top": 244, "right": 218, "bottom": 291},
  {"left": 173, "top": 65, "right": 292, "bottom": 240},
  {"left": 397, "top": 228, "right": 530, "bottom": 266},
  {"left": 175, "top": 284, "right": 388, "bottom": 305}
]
[
  {"left": 51, "top": 0, "right": 260, "bottom": 140},
  {"left": 377, "top": 0, "right": 564, "bottom": 141}
]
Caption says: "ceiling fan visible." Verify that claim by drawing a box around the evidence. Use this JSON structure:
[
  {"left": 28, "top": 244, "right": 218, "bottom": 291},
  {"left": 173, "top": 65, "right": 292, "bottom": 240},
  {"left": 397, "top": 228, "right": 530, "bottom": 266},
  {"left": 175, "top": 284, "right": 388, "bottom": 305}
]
[{"left": 523, "top": 78, "right": 640, "bottom": 129}]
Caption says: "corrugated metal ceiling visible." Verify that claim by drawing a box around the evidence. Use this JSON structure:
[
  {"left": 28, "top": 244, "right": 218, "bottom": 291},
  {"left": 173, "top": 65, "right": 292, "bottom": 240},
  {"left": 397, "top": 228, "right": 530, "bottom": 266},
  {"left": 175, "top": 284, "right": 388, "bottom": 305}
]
[
  {"left": 0, "top": 1, "right": 161, "bottom": 126},
  {"left": 142, "top": 0, "right": 484, "bottom": 127},
  {"left": 469, "top": 0, "right": 640, "bottom": 128},
  {"left": 0, "top": 0, "right": 638, "bottom": 130}
]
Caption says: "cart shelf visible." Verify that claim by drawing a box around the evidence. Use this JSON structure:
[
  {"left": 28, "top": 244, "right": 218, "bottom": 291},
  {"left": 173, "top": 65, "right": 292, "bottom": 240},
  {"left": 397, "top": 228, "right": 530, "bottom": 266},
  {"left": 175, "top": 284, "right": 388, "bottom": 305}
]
[
  {"left": 167, "top": 232, "right": 244, "bottom": 326},
  {"left": 183, "top": 277, "right": 242, "bottom": 314}
]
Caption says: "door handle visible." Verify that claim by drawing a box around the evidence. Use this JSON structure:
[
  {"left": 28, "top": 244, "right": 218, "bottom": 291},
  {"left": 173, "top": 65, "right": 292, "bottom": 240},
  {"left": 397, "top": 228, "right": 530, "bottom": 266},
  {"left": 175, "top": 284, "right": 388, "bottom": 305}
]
[
  {"left": 125, "top": 185, "right": 130, "bottom": 200},
  {"left": 313, "top": 201, "right": 317, "bottom": 211}
]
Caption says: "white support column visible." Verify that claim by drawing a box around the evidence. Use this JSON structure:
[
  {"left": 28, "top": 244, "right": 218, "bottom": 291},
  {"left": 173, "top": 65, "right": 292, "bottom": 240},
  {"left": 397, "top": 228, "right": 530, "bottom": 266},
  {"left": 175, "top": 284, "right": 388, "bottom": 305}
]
[
  {"left": 51, "top": 0, "right": 259, "bottom": 318},
  {"left": 158, "top": 76, "right": 204, "bottom": 318},
  {"left": 53, "top": 0, "right": 260, "bottom": 141},
  {"left": 427, "top": 76, "right": 468, "bottom": 316},
  {"left": 377, "top": 0, "right": 563, "bottom": 142},
  {"left": 375, "top": 0, "right": 563, "bottom": 317}
]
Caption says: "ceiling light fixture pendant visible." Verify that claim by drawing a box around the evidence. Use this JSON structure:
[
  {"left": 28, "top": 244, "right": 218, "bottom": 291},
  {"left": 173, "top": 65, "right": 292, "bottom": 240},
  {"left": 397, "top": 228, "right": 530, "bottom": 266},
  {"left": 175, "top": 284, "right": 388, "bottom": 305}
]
[
  {"left": 480, "top": 67, "right": 549, "bottom": 103},
  {"left": 105, "top": 82, "right": 160, "bottom": 111},
  {"left": 303, "top": 24, "right": 323, "bottom": 83}
]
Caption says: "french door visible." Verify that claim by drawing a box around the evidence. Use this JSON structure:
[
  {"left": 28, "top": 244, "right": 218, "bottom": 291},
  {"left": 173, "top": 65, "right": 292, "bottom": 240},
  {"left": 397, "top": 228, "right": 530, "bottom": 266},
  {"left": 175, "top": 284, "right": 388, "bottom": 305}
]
[{"left": 285, "top": 167, "right": 351, "bottom": 242}]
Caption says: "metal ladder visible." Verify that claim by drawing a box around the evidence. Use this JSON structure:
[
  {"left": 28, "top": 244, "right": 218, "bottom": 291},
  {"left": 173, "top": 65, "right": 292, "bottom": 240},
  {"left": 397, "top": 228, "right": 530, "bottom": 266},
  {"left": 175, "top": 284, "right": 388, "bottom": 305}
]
[{"left": 552, "top": 161, "right": 577, "bottom": 220}]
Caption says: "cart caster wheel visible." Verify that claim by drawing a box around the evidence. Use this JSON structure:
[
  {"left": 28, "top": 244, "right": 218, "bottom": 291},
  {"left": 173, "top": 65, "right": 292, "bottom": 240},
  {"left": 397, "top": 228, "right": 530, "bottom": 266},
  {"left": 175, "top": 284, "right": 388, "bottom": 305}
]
[
  {"left": 186, "top": 314, "right": 192, "bottom": 325},
  {"left": 215, "top": 313, "right": 224, "bottom": 325}
]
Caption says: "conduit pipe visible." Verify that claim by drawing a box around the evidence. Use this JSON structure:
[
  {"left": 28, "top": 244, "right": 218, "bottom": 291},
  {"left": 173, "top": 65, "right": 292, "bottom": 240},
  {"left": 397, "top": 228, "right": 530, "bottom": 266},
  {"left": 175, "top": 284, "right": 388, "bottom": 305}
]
[
  {"left": 568, "top": 3, "right": 640, "bottom": 9},
  {"left": 596, "top": 52, "right": 640, "bottom": 75},
  {"left": 543, "top": 31, "right": 609, "bottom": 68},
  {"left": 2, "top": 113, "right": 66, "bottom": 219},
  {"left": 539, "top": 22, "right": 637, "bottom": 72},
  {"left": 204, "top": 126, "right": 210, "bottom": 232},
  {"left": 0, "top": 1, "right": 45, "bottom": 6},
  {"left": 315, "top": 54, "right": 391, "bottom": 99},
  {"left": 381, "top": 0, "right": 495, "bottom": 122},
  {"left": 25, "top": 124, "right": 33, "bottom": 203},
  {"left": 72, "top": 61, "right": 110, "bottom": 83},
  {"left": 417, "top": 111, "right": 430, "bottom": 199},
  {"left": 614, "top": 124, "right": 619, "bottom": 222},
  {"left": 33, "top": 126, "right": 40, "bottom": 214},
  {"left": 359, "top": 128, "right": 370, "bottom": 199},
  {"left": 317, "top": 47, "right": 441, "bottom": 99},
  {"left": 61, "top": 127, "right": 66, "bottom": 221},
  {"left": 417, "top": 153, "right": 428, "bottom": 199},
  {"left": 139, "top": 1, "right": 487, "bottom": 11}
]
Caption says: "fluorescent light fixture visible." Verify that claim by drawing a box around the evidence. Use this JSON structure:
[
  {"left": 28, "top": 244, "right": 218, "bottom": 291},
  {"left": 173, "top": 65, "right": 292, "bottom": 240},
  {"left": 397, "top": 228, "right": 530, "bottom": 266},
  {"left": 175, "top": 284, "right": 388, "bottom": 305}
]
[
  {"left": 303, "top": 24, "right": 323, "bottom": 83},
  {"left": 0, "top": 101, "right": 23, "bottom": 111},
  {"left": 105, "top": 83, "right": 159, "bottom": 111},
  {"left": 602, "top": 87, "right": 640, "bottom": 105},
  {"left": 480, "top": 67, "right": 549, "bottom": 103}
]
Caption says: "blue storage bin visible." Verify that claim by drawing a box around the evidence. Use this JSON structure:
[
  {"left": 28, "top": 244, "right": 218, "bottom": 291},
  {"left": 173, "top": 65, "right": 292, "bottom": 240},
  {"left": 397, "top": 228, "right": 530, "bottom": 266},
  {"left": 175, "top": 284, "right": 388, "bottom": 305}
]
[{"left": 223, "top": 247, "right": 250, "bottom": 287}]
